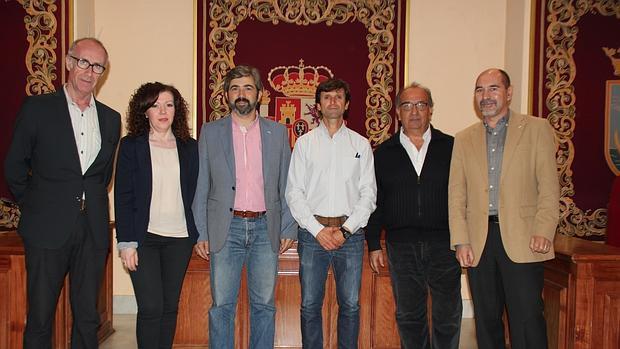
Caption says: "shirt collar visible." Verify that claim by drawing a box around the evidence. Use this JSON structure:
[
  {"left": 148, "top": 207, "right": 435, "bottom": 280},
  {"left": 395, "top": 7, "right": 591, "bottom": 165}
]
[
  {"left": 399, "top": 125, "right": 432, "bottom": 146},
  {"left": 318, "top": 119, "right": 347, "bottom": 138},
  {"left": 63, "top": 84, "right": 95, "bottom": 109},
  {"left": 232, "top": 112, "right": 260, "bottom": 132},
  {"left": 483, "top": 111, "right": 510, "bottom": 133}
]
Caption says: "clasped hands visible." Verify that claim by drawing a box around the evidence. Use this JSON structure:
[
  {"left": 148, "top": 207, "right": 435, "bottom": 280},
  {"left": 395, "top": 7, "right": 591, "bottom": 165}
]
[{"left": 315, "top": 226, "right": 346, "bottom": 250}]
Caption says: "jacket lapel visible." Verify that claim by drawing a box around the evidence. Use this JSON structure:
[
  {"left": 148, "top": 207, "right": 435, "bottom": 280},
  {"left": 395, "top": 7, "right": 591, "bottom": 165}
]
[
  {"left": 469, "top": 122, "right": 488, "bottom": 179},
  {"left": 176, "top": 138, "right": 189, "bottom": 206},
  {"left": 259, "top": 117, "right": 272, "bottom": 181},
  {"left": 56, "top": 89, "right": 83, "bottom": 174},
  {"left": 84, "top": 101, "right": 108, "bottom": 175},
  {"left": 219, "top": 117, "right": 235, "bottom": 177},
  {"left": 500, "top": 111, "right": 527, "bottom": 185},
  {"left": 137, "top": 134, "right": 153, "bottom": 205}
]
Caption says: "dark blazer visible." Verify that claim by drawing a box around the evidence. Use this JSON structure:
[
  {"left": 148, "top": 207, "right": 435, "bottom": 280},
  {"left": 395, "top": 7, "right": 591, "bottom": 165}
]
[
  {"left": 114, "top": 134, "right": 199, "bottom": 244},
  {"left": 4, "top": 89, "right": 121, "bottom": 249}
]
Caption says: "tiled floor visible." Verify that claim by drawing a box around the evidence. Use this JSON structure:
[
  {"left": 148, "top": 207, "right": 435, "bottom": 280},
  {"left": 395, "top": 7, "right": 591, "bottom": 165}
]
[{"left": 101, "top": 314, "right": 478, "bottom": 348}]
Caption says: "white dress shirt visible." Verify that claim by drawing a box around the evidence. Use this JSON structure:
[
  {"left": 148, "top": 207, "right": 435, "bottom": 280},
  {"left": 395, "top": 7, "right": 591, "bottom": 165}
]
[
  {"left": 399, "top": 126, "right": 432, "bottom": 175},
  {"left": 286, "top": 121, "right": 377, "bottom": 236},
  {"left": 64, "top": 85, "right": 101, "bottom": 174}
]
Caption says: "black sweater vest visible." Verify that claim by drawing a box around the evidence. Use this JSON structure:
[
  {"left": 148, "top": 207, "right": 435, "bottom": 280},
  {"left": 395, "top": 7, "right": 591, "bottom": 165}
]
[{"left": 366, "top": 127, "right": 454, "bottom": 251}]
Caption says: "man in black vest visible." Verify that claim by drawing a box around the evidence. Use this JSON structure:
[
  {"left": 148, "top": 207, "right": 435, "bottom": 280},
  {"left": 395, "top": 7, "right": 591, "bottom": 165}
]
[
  {"left": 4, "top": 37, "right": 120, "bottom": 349},
  {"left": 366, "top": 83, "right": 462, "bottom": 349}
]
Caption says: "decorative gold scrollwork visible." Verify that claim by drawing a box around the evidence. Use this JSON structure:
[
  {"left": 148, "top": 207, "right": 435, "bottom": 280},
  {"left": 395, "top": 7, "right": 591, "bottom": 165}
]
[
  {"left": 543, "top": 0, "right": 619, "bottom": 237},
  {"left": 18, "top": 0, "right": 59, "bottom": 96},
  {"left": 207, "top": 0, "right": 399, "bottom": 145}
]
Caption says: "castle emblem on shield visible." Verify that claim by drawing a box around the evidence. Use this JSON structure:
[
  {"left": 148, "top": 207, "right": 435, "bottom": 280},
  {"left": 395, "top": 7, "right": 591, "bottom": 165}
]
[{"left": 268, "top": 59, "right": 334, "bottom": 147}]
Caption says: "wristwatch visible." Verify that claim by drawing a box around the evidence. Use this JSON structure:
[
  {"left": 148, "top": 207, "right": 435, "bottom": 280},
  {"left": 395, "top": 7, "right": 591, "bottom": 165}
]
[{"left": 340, "top": 226, "right": 352, "bottom": 240}]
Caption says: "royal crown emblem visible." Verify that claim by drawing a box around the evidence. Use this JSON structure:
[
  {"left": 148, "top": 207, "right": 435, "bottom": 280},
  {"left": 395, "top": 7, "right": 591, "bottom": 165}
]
[
  {"left": 267, "top": 59, "right": 335, "bottom": 147},
  {"left": 268, "top": 59, "right": 333, "bottom": 97}
]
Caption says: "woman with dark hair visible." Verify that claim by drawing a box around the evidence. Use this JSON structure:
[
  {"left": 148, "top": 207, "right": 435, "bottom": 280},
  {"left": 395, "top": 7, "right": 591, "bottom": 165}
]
[{"left": 114, "top": 82, "right": 198, "bottom": 348}]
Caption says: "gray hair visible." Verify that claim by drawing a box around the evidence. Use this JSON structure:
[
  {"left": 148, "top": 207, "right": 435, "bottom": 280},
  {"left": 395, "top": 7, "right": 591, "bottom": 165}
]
[
  {"left": 223, "top": 65, "right": 263, "bottom": 92},
  {"left": 395, "top": 82, "right": 434, "bottom": 108}
]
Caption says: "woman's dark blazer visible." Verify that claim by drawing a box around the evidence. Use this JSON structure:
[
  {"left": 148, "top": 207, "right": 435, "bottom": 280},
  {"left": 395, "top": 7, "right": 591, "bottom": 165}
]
[{"left": 114, "top": 134, "right": 199, "bottom": 244}]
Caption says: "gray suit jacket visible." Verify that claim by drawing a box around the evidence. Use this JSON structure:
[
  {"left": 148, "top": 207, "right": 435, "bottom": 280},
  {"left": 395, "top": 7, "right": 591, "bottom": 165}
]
[{"left": 192, "top": 115, "right": 297, "bottom": 253}]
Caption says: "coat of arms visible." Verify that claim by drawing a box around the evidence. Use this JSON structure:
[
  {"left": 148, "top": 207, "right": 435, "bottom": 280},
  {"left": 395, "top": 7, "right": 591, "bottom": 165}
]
[{"left": 267, "top": 59, "right": 334, "bottom": 147}]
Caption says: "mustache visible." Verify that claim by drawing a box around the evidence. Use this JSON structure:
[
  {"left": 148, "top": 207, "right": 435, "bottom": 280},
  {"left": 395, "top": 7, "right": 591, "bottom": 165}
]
[
  {"left": 480, "top": 98, "right": 496, "bottom": 106},
  {"left": 234, "top": 97, "right": 250, "bottom": 104}
]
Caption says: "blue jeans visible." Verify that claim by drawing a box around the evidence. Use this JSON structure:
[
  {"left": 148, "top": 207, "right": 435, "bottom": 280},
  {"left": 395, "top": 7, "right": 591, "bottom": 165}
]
[
  {"left": 387, "top": 239, "right": 462, "bottom": 349},
  {"left": 209, "top": 216, "right": 278, "bottom": 349},
  {"left": 298, "top": 228, "right": 364, "bottom": 349}
]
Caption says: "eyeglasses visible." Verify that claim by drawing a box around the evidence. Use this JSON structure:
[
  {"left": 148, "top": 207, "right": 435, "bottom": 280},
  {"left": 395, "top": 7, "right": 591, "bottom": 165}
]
[
  {"left": 399, "top": 101, "right": 429, "bottom": 112},
  {"left": 69, "top": 55, "right": 106, "bottom": 74}
]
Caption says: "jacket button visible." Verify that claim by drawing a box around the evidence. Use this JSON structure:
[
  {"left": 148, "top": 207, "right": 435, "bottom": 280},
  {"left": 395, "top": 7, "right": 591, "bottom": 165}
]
[
  {"left": 232, "top": 186, "right": 235, "bottom": 191},
  {"left": 229, "top": 208, "right": 233, "bottom": 212}
]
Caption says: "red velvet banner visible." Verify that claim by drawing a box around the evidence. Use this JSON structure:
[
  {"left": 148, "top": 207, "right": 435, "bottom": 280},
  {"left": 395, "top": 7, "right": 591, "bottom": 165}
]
[
  {"left": 197, "top": 0, "right": 407, "bottom": 147},
  {"left": 0, "top": 0, "right": 70, "bottom": 200},
  {"left": 530, "top": 1, "right": 619, "bottom": 238}
]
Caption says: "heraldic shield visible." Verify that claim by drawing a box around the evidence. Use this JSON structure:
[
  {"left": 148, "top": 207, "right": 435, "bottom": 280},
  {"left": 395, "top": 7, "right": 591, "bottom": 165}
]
[{"left": 268, "top": 59, "right": 334, "bottom": 148}]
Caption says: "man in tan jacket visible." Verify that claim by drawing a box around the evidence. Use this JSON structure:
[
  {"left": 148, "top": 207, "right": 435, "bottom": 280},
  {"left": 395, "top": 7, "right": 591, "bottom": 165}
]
[{"left": 448, "top": 68, "right": 559, "bottom": 349}]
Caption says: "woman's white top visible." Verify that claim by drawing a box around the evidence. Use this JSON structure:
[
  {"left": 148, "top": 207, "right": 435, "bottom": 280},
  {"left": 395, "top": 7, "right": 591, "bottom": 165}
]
[{"left": 147, "top": 143, "right": 188, "bottom": 238}]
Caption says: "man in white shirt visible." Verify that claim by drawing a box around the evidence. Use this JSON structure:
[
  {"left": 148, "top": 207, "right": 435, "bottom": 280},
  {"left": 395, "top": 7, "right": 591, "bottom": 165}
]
[{"left": 286, "top": 78, "right": 377, "bottom": 349}]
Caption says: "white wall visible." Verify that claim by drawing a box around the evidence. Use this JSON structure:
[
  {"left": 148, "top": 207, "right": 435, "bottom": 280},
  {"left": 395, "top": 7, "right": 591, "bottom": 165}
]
[{"left": 409, "top": 0, "right": 508, "bottom": 135}]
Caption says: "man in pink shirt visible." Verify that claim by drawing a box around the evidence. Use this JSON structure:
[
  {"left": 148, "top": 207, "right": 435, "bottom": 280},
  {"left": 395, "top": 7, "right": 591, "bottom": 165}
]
[{"left": 192, "top": 65, "right": 297, "bottom": 349}]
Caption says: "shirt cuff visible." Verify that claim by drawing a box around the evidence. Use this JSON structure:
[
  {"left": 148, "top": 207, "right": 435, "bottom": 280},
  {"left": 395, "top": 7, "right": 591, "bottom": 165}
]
[
  {"left": 117, "top": 241, "right": 138, "bottom": 250},
  {"left": 307, "top": 219, "right": 325, "bottom": 237}
]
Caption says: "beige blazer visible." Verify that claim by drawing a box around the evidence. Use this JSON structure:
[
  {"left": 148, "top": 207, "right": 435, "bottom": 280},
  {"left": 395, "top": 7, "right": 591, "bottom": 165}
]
[{"left": 448, "top": 111, "right": 560, "bottom": 265}]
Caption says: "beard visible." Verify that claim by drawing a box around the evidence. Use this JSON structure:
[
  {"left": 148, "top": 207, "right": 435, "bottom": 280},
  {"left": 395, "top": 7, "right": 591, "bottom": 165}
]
[
  {"left": 229, "top": 97, "right": 257, "bottom": 116},
  {"left": 479, "top": 98, "right": 502, "bottom": 118}
]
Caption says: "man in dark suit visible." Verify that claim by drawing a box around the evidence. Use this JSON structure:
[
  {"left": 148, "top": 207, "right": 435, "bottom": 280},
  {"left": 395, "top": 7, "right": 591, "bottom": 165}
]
[
  {"left": 4, "top": 37, "right": 121, "bottom": 349},
  {"left": 192, "top": 65, "right": 297, "bottom": 349}
]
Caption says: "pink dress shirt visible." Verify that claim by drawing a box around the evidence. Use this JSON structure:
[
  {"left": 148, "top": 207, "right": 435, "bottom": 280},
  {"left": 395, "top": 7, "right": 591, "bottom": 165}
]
[{"left": 232, "top": 116, "right": 266, "bottom": 212}]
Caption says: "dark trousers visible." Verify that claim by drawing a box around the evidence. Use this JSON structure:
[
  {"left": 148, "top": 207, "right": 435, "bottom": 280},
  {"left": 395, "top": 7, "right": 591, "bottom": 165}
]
[
  {"left": 129, "top": 232, "right": 194, "bottom": 349},
  {"left": 468, "top": 221, "right": 547, "bottom": 349},
  {"left": 386, "top": 239, "right": 462, "bottom": 349},
  {"left": 23, "top": 213, "right": 108, "bottom": 349}
]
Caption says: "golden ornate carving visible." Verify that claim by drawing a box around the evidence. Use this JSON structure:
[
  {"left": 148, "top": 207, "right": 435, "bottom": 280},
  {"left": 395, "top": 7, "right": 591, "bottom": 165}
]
[
  {"left": 603, "top": 47, "right": 620, "bottom": 76},
  {"left": 207, "top": 0, "right": 399, "bottom": 145},
  {"left": 18, "top": 0, "right": 59, "bottom": 96},
  {"left": 543, "top": 0, "right": 619, "bottom": 237}
]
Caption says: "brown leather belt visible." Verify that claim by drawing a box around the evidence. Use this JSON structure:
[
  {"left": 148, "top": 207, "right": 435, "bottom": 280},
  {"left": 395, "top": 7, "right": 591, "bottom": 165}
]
[
  {"left": 233, "top": 210, "right": 266, "bottom": 218},
  {"left": 314, "top": 215, "right": 347, "bottom": 227}
]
